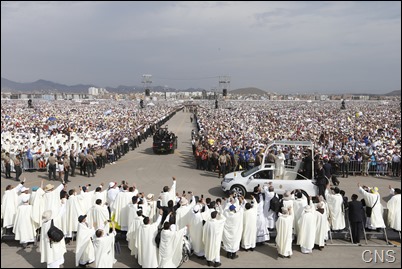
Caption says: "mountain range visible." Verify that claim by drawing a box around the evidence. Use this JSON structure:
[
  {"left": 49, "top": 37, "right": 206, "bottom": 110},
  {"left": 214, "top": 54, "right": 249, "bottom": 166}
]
[{"left": 1, "top": 77, "right": 400, "bottom": 96}]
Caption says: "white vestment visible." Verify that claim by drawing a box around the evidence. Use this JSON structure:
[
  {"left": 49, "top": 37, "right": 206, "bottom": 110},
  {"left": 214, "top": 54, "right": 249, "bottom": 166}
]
[
  {"left": 241, "top": 198, "right": 258, "bottom": 249},
  {"left": 160, "top": 181, "right": 177, "bottom": 207},
  {"left": 297, "top": 207, "right": 316, "bottom": 254},
  {"left": 136, "top": 215, "right": 162, "bottom": 268},
  {"left": 158, "top": 227, "right": 187, "bottom": 268},
  {"left": 256, "top": 194, "right": 269, "bottom": 242},
  {"left": 127, "top": 215, "right": 143, "bottom": 257},
  {"left": 275, "top": 212, "right": 293, "bottom": 257},
  {"left": 203, "top": 215, "right": 226, "bottom": 263},
  {"left": 314, "top": 203, "right": 330, "bottom": 247},
  {"left": 1, "top": 183, "right": 23, "bottom": 228},
  {"left": 263, "top": 187, "right": 277, "bottom": 229},
  {"left": 111, "top": 191, "right": 133, "bottom": 231},
  {"left": 222, "top": 208, "right": 243, "bottom": 253},
  {"left": 175, "top": 197, "right": 196, "bottom": 230},
  {"left": 65, "top": 194, "right": 82, "bottom": 237},
  {"left": 275, "top": 152, "right": 286, "bottom": 178},
  {"left": 293, "top": 197, "right": 308, "bottom": 235},
  {"left": 325, "top": 190, "right": 346, "bottom": 230},
  {"left": 358, "top": 187, "right": 386, "bottom": 229},
  {"left": 75, "top": 222, "right": 95, "bottom": 266},
  {"left": 188, "top": 208, "right": 206, "bottom": 256},
  {"left": 93, "top": 231, "right": 116, "bottom": 268},
  {"left": 387, "top": 194, "right": 401, "bottom": 231},
  {"left": 13, "top": 203, "right": 36, "bottom": 244},
  {"left": 87, "top": 204, "right": 110, "bottom": 230}
]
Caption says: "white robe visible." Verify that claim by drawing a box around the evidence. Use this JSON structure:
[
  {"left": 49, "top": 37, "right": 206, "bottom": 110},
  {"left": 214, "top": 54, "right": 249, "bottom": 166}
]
[
  {"left": 297, "top": 207, "right": 316, "bottom": 253},
  {"left": 241, "top": 198, "right": 258, "bottom": 249},
  {"left": 13, "top": 203, "right": 36, "bottom": 244},
  {"left": 160, "top": 180, "right": 176, "bottom": 207},
  {"left": 188, "top": 209, "right": 206, "bottom": 256},
  {"left": 93, "top": 231, "right": 116, "bottom": 268},
  {"left": 158, "top": 227, "right": 187, "bottom": 268},
  {"left": 92, "top": 190, "right": 108, "bottom": 206},
  {"left": 256, "top": 194, "right": 269, "bottom": 242},
  {"left": 43, "top": 184, "right": 65, "bottom": 228},
  {"left": 75, "top": 222, "right": 95, "bottom": 266},
  {"left": 1, "top": 183, "right": 23, "bottom": 228},
  {"left": 87, "top": 204, "right": 110, "bottom": 230},
  {"left": 293, "top": 198, "right": 308, "bottom": 235},
  {"left": 387, "top": 194, "right": 401, "bottom": 231},
  {"left": 222, "top": 208, "right": 243, "bottom": 252},
  {"left": 275, "top": 213, "right": 293, "bottom": 257},
  {"left": 325, "top": 190, "right": 346, "bottom": 230},
  {"left": 263, "top": 187, "right": 277, "bottom": 229},
  {"left": 111, "top": 191, "right": 132, "bottom": 231},
  {"left": 127, "top": 215, "right": 143, "bottom": 257},
  {"left": 275, "top": 152, "right": 286, "bottom": 178},
  {"left": 314, "top": 203, "right": 330, "bottom": 247},
  {"left": 31, "top": 188, "right": 45, "bottom": 230},
  {"left": 358, "top": 187, "right": 386, "bottom": 229},
  {"left": 175, "top": 197, "right": 196, "bottom": 230},
  {"left": 136, "top": 215, "right": 162, "bottom": 268},
  {"left": 65, "top": 194, "right": 82, "bottom": 237},
  {"left": 126, "top": 203, "right": 140, "bottom": 230},
  {"left": 202, "top": 215, "right": 226, "bottom": 263},
  {"left": 40, "top": 210, "right": 67, "bottom": 267}
]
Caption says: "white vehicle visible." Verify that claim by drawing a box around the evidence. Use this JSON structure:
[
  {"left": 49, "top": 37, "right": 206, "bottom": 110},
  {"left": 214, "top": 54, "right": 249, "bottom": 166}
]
[{"left": 221, "top": 141, "right": 318, "bottom": 197}]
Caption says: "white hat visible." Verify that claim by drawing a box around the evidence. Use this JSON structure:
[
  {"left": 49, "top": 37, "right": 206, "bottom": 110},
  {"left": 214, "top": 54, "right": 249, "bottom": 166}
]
[
  {"left": 146, "top": 193, "right": 154, "bottom": 200},
  {"left": 21, "top": 187, "right": 29, "bottom": 192},
  {"left": 109, "top": 182, "right": 116, "bottom": 188},
  {"left": 42, "top": 210, "right": 52, "bottom": 222}
]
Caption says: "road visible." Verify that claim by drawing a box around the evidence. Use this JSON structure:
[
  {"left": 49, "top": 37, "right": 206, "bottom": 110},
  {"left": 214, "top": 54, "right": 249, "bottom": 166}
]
[{"left": 1, "top": 109, "right": 400, "bottom": 268}]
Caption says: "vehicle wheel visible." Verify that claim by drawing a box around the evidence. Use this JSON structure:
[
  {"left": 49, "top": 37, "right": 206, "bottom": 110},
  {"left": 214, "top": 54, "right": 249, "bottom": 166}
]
[{"left": 230, "top": 185, "right": 246, "bottom": 197}]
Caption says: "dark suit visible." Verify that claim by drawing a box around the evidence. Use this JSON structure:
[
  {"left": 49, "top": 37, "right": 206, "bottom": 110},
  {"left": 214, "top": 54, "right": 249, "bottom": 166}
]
[
  {"left": 348, "top": 200, "right": 364, "bottom": 243},
  {"left": 316, "top": 167, "right": 327, "bottom": 197}
]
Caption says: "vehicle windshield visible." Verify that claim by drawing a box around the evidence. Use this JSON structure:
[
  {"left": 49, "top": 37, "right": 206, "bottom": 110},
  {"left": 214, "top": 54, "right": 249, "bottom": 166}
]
[{"left": 240, "top": 166, "right": 260, "bottom": 177}]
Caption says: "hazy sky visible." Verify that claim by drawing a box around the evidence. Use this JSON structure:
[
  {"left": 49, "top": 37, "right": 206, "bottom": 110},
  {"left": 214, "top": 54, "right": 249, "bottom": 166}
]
[{"left": 1, "top": 1, "right": 401, "bottom": 94}]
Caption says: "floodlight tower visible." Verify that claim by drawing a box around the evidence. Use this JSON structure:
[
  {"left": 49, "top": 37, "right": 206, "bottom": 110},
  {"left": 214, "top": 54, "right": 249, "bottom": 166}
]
[
  {"left": 142, "top": 74, "right": 152, "bottom": 97},
  {"left": 219, "top": 75, "right": 230, "bottom": 98}
]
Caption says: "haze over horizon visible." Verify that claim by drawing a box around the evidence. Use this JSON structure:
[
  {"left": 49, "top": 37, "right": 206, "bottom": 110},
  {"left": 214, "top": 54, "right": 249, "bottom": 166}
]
[{"left": 1, "top": 1, "right": 401, "bottom": 94}]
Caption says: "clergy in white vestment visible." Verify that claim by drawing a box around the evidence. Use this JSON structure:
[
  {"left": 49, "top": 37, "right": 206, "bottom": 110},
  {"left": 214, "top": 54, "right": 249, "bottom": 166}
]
[
  {"left": 188, "top": 204, "right": 208, "bottom": 258},
  {"left": 158, "top": 222, "right": 188, "bottom": 268},
  {"left": 92, "top": 186, "right": 107, "bottom": 207},
  {"left": 358, "top": 185, "right": 386, "bottom": 229},
  {"left": 297, "top": 205, "right": 317, "bottom": 254},
  {"left": 93, "top": 221, "right": 117, "bottom": 268},
  {"left": 175, "top": 195, "right": 196, "bottom": 230},
  {"left": 241, "top": 198, "right": 258, "bottom": 251},
  {"left": 18, "top": 186, "right": 31, "bottom": 205},
  {"left": 87, "top": 199, "right": 110, "bottom": 230},
  {"left": 222, "top": 204, "right": 243, "bottom": 259},
  {"left": 263, "top": 185, "right": 278, "bottom": 230},
  {"left": 76, "top": 186, "right": 95, "bottom": 217},
  {"left": 13, "top": 196, "right": 36, "bottom": 247},
  {"left": 126, "top": 196, "right": 141, "bottom": 230},
  {"left": 64, "top": 189, "right": 82, "bottom": 237},
  {"left": 203, "top": 210, "right": 226, "bottom": 267},
  {"left": 314, "top": 198, "right": 330, "bottom": 250},
  {"left": 292, "top": 192, "right": 308, "bottom": 236},
  {"left": 40, "top": 209, "right": 67, "bottom": 268},
  {"left": 387, "top": 188, "right": 401, "bottom": 231},
  {"left": 325, "top": 187, "right": 345, "bottom": 231},
  {"left": 40, "top": 183, "right": 65, "bottom": 228},
  {"left": 1, "top": 183, "right": 24, "bottom": 230},
  {"left": 159, "top": 177, "right": 177, "bottom": 207},
  {"left": 275, "top": 207, "right": 293, "bottom": 258},
  {"left": 111, "top": 186, "right": 133, "bottom": 231},
  {"left": 145, "top": 193, "right": 158, "bottom": 223},
  {"left": 107, "top": 182, "right": 120, "bottom": 209},
  {"left": 275, "top": 150, "right": 286, "bottom": 178},
  {"left": 255, "top": 188, "right": 270, "bottom": 243},
  {"left": 136, "top": 210, "right": 163, "bottom": 268},
  {"left": 75, "top": 215, "right": 95, "bottom": 267},
  {"left": 127, "top": 210, "right": 144, "bottom": 258}
]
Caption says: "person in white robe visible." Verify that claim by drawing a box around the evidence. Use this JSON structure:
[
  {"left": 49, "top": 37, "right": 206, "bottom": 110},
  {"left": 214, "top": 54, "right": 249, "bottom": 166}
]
[
  {"left": 13, "top": 196, "right": 36, "bottom": 248},
  {"left": 241, "top": 197, "right": 258, "bottom": 251},
  {"left": 275, "top": 207, "right": 293, "bottom": 258},
  {"left": 358, "top": 184, "right": 386, "bottom": 230},
  {"left": 188, "top": 203, "right": 208, "bottom": 258},
  {"left": 297, "top": 205, "right": 317, "bottom": 254},
  {"left": 314, "top": 197, "right": 330, "bottom": 250},
  {"left": 136, "top": 209, "right": 163, "bottom": 268},
  {"left": 222, "top": 204, "right": 243, "bottom": 259},
  {"left": 255, "top": 187, "right": 269, "bottom": 243},
  {"left": 127, "top": 210, "right": 144, "bottom": 258},
  {"left": 203, "top": 210, "right": 226, "bottom": 267},
  {"left": 263, "top": 184, "right": 278, "bottom": 230},
  {"left": 159, "top": 177, "right": 177, "bottom": 207},
  {"left": 40, "top": 209, "right": 67, "bottom": 268},
  {"left": 175, "top": 194, "right": 196, "bottom": 230},
  {"left": 1, "top": 182, "right": 24, "bottom": 232},
  {"left": 87, "top": 199, "right": 110, "bottom": 230},
  {"left": 145, "top": 193, "right": 158, "bottom": 223},
  {"left": 275, "top": 150, "right": 286, "bottom": 178},
  {"left": 76, "top": 186, "right": 95, "bottom": 217},
  {"left": 18, "top": 186, "right": 31, "bottom": 205},
  {"left": 93, "top": 221, "right": 117, "bottom": 268},
  {"left": 293, "top": 191, "right": 308, "bottom": 236},
  {"left": 92, "top": 186, "right": 107, "bottom": 207},
  {"left": 158, "top": 222, "right": 188, "bottom": 268},
  {"left": 110, "top": 185, "right": 132, "bottom": 231},
  {"left": 126, "top": 195, "right": 141, "bottom": 230},
  {"left": 387, "top": 187, "right": 401, "bottom": 232},
  {"left": 39, "top": 183, "right": 65, "bottom": 229},
  {"left": 325, "top": 187, "right": 346, "bottom": 231},
  {"left": 106, "top": 182, "right": 120, "bottom": 209},
  {"left": 75, "top": 215, "right": 95, "bottom": 267},
  {"left": 65, "top": 188, "right": 82, "bottom": 238}
]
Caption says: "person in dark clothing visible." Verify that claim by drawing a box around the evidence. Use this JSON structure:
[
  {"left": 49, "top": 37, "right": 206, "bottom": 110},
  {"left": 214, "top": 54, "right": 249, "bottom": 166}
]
[
  {"left": 316, "top": 163, "right": 327, "bottom": 197},
  {"left": 348, "top": 194, "right": 364, "bottom": 244},
  {"left": 156, "top": 199, "right": 180, "bottom": 225},
  {"left": 302, "top": 150, "right": 313, "bottom": 179}
]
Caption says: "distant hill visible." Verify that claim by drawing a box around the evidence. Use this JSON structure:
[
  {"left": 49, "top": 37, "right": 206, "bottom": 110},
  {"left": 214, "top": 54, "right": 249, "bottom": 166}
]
[
  {"left": 384, "top": 90, "right": 401, "bottom": 96},
  {"left": 230, "top": 87, "right": 269, "bottom": 95},
  {"left": 1, "top": 78, "right": 95, "bottom": 93}
]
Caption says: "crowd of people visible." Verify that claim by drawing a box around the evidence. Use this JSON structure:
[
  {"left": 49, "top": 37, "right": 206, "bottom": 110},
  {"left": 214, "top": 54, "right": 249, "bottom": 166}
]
[
  {"left": 1, "top": 175, "right": 400, "bottom": 268},
  {"left": 191, "top": 100, "right": 401, "bottom": 178},
  {"left": 1, "top": 99, "right": 182, "bottom": 181}
]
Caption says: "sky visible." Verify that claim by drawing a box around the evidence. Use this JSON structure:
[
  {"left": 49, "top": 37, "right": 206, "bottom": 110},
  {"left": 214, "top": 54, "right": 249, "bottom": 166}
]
[{"left": 1, "top": 1, "right": 401, "bottom": 94}]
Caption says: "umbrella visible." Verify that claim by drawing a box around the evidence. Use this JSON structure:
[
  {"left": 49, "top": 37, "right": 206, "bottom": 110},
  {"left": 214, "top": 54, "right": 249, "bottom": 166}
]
[
  {"left": 104, "top": 109, "right": 112, "bottom": 116},
  {"left": 48, "top": 116, "right": 57, "bottom": 121},
  {"left": 147, "top": 102, "right": 155, "bottom": 106}
]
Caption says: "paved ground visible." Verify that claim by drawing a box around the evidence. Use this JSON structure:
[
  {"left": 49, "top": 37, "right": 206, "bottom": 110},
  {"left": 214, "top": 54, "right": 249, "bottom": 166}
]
[{"left": 1, "top": 109, "right": 401, "bottom": 268}]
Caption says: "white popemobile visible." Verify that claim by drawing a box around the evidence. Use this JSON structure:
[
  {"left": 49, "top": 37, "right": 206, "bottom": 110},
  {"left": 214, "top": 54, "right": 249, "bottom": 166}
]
[{"left": 221, "top": 141, "right": 319, "bottom": 197}]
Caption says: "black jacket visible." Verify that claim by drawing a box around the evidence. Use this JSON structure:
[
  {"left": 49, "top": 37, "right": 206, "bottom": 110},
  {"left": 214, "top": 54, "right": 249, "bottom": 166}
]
[{"left": 348, "top": 200, "right": 365, "bottom": 223}]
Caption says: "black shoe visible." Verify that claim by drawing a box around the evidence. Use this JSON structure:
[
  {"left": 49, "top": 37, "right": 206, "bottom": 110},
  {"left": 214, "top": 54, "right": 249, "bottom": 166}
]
[
  {"left": 250, "top": 248, "right": 254, "bottom": 252},
  {"left": 231, "top": 253, "right": 239, "bottom": 260},
  {"left": 207, "top": 261, "right": 212, "bottom": 267},
  {"left": 226, "top": 252, "right": 231, "bottom": 258},
  {"left": 214, "top": 262, "right": 221, "bottom": 267}
]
